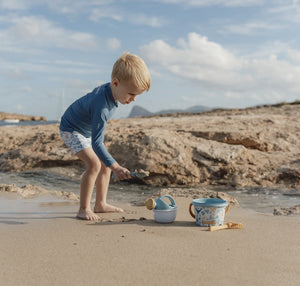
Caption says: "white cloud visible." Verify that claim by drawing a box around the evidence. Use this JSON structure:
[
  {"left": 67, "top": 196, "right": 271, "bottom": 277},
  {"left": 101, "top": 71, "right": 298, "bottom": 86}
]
[
  {"left": 131, "top": 13, "right": 165, "bottom": 27},
  {"left": 0, "top": 57, "right": 101, "bottom": 82},
  {"left": 19, "top": 85, "right": 33, "bottom": 93},
  {"left": 0, "top": 66, "right": 32, "bottom": 80},
  {"left": 287, "top": 48, "right": 300, "bottom": 63},
  {"left": 140, "top": 32, "right": 300, "bottom": 102},
  {"left": 0, "top": 0, "right": 110, "bottom": 13},
  {"left": 0, "top": 15, "right": 98, "bottom": 51},
  {"left": 16, "top": 104, "right": 24, "bottom": 111},
  {"left": 250, "top": 56, "right": 300, "bottom": 93},
  {"left": 141, "top": 32, "right": 245, "bottom": 89},
  {"left": 268, "top": 1, "right": 300, "bottom": 23},
  {"left": 222, "top": 21, "right": 283, "bottom": 35},
  {"left": 39, "top": 59, "right": 97, "bottom": 68},
  {"left": 62, "top": 78, "right": 90, "bottom": 90},
  {"left": 152, "top": 0, "right": 265, "bottom": 7},
  {"left": 224, "top": 91, "right": 242, "bottom": 99},
  {"left": 0, "top": 1, "right": 165, "bottom": 28},
  {"left": 89, "top": 7, "right": 123, "bottom": 22},
  {"left": 89, "top": 8, "right": 165, "bottom": 27},
  {"left": 0, "top": 0, "right": 29, "bottom": 10},
  {"left": 107, "top": 38, "right": 121, "bottom": 51},
  {"left": 48, "top": 0, "right": 114, "bottom": 15}
]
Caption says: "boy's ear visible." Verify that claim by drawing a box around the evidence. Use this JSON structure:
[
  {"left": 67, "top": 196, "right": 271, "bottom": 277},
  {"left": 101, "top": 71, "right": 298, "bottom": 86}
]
[{"left": 111, "top": 78, "right": 119, "bottom": 87}]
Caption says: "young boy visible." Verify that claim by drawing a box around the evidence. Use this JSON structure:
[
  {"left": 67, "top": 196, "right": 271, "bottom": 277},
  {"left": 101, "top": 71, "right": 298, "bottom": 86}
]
[{"left": 59, "top": 52, "right": 151, "bottom": 220}]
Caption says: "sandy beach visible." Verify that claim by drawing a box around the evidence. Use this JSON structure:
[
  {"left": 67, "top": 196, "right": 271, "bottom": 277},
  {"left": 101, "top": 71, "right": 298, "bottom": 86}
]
[
  {"left": 1, "top": 193, "right": 299, "bottom": 286},
  {"left": 1, "top": 105, "right": 299, "bottom": 285}
]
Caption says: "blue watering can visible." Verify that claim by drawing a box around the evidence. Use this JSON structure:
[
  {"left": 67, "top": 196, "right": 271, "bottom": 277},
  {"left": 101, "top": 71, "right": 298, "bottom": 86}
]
[{"left": 145, "top": 195, "right": 176, "bottom": 210}]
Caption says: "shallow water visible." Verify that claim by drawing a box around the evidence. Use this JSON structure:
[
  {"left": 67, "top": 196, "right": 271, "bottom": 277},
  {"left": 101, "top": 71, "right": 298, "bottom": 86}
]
[
  {"left": 0, "top": 170, "right": 159, "bottom": 205},
  {"left": 224, "top": 187, "right": 300, "bottom": 214},
  {"left": 0, "top": 171, "right": 299, "bottom": 214}
]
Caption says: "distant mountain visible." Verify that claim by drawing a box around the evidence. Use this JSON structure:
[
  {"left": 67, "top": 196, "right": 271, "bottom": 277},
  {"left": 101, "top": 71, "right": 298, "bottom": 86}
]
[
  {"left": 128, "top": 105, "right": 154, "bottom": 118},
  {"left": 128, "top": 105, "right": 211, "bottom": 118}
]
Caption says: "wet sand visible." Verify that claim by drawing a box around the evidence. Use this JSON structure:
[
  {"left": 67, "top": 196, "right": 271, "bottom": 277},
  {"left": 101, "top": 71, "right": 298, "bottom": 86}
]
[{"left": 0, "top": 193, "right": 299, "bottom": 286}]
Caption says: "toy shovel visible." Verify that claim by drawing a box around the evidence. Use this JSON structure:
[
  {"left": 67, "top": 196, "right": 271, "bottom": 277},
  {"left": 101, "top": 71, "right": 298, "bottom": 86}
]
[
  {"left": 209, "top": 222, "right": 243, "bottom": 232},
  {"left": 112, "top": 171, "right": 149, "bottom": 179}
]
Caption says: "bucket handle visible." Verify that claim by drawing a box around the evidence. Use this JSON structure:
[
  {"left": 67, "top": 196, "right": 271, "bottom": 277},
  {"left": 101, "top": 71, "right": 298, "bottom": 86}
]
[
  {"left": 159, "top": 195, "right": 176, "bottom": 206},
  {"left": 189, "top": 203, "right": 195, "bottom": 218},
  {"left": 225, "top": 204, "right": 230, "bottom": 214},
  {"left": 189, "top": 202, "right": 230, "bottom": 219}
]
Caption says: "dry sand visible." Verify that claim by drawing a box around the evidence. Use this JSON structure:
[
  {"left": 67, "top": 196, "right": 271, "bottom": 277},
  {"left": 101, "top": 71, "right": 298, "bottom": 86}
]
[{"left": 1, "top": 193, "right": 299, "bottom": 286}]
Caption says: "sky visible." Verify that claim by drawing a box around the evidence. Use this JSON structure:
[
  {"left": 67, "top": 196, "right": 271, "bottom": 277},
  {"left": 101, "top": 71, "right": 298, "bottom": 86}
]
[{"left": 1, "top": 0, "right": 300, "bottom": 120}]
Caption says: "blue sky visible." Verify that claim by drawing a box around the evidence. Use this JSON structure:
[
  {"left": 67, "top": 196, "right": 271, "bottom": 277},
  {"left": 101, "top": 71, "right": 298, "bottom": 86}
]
[{"left": 1, "top": 0, "right": 300, "bottom": 120}]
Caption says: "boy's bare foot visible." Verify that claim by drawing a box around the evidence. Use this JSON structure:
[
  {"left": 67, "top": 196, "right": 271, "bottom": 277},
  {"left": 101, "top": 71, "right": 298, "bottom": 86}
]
[
  {"left": 76, "top": 209, "right": 100, "bottom": 221},
  {"left": 94, "top": 203, "right": 124, "bottom": 213}
]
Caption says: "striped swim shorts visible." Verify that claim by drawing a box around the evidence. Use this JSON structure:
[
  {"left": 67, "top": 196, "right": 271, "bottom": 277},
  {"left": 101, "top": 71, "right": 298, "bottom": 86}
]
[{"left": 60, "top": 130, "right": 91, "bottom": 154}]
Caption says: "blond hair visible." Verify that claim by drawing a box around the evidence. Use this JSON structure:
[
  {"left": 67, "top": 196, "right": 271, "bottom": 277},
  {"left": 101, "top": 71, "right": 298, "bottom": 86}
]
[{"left": 111, "top": 51, "right": 151, "bottom": 91}]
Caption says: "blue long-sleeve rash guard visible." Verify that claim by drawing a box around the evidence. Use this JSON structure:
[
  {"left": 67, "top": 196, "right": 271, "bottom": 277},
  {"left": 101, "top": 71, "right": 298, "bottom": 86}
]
[{"left": 59, "top": 83, "right": 118, "bottom": 167}]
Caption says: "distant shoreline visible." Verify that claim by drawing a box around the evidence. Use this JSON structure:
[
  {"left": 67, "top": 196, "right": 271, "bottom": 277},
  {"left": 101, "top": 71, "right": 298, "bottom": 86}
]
[
  {"left": 2, "top": 100, "right": 299, "bottom": 121},
  {"left": 0, "top": 111, "right": 47, "bottom": 121}
]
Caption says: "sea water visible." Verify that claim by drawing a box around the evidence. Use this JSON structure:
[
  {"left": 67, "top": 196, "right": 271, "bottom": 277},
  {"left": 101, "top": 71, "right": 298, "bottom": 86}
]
[
  {"left": 0, "top": 170, "right": 299, "bottom": 214},
  {"left": 0, "top": 120, "right": 59, "bottom": 127},
  {"left": 0, "top": 170, "right": 158, "bottom": 205},
  {"left": 225, "top": 187, "right": 300, "bottom": 214}
]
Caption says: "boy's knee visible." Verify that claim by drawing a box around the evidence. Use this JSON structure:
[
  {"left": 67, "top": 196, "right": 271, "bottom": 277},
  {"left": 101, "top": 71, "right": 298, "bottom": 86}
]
[{"left": 87, "top": 160, "right": 101, "bottom": 174}]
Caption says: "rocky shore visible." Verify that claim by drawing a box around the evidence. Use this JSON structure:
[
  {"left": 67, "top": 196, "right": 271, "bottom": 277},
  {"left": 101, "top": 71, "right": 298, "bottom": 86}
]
[
  {"left": 1, "top": 104, "right": 300, "bottom": 215},
  {"left": 1, "top": 104, "right": 299, "bottom": 188}
]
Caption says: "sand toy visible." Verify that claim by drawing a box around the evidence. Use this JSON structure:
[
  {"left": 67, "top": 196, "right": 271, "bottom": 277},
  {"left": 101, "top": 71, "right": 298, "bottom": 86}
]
[
  {"left": 209, "top": 222, "right": 243, "bottom": 231},
  {"left": 189, "top": 198, "right": 229, "bottom": 227},
  {"left": 112, "top": 170, "right": 149, "bottom": 179},
  {"left": 145, "top": 195, "right": 177, "bottom": 223}
]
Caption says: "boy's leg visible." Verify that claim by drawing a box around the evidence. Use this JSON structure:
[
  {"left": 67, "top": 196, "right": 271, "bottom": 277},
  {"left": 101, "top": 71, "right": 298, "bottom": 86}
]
[
  {"left": 94, "top": 161, "right": 124, "bottom": 213},
  {"left": 76, "top": 147, "right": 101, "bottom": 220}
]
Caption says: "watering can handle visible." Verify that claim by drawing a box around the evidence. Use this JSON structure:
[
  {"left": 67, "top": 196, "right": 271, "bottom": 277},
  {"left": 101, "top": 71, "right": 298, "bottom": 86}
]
[
  {"left": 189, "top": 203, "right": 195, "bottom": 218},
  {"left": 159, "top": 195, "right": 176, "bottom": 206}
]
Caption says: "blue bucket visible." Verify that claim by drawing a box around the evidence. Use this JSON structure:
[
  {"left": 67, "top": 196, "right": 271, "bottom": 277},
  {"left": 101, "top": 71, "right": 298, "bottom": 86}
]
[{"left": 189, "top": 198, "right": 229, "bottom": 227}]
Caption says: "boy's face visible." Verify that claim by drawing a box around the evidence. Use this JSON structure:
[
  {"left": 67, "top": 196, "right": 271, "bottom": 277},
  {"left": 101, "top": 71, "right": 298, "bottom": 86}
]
[{"left": 111, "top": 78, "right": 145, "bottom": 105}]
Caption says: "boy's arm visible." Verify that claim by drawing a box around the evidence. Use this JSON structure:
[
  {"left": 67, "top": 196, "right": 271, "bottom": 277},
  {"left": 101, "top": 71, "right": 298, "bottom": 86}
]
[
  {"left": 109, "top": 162, "right": 131, "bottom": 180},
  {"left": 92, "top": 132, "right": 131, "bottom": 180},
  {"left": 90, "top": 92, "right": 130, "bottom": 179},
  {"left": 91, "top": 109, "right": 116, "bottom": 167},
  {"left": 91, "top": 115, "right": 130, "bottom": 180}
]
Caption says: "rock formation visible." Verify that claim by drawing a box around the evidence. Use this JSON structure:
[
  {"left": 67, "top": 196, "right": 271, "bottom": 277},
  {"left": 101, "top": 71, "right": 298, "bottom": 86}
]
[
  {"left": 273, "top": 205, "right": 300, "bottom": 216},
  {"left": 0, "top": 104, "right": 299, "bottom": 189}
]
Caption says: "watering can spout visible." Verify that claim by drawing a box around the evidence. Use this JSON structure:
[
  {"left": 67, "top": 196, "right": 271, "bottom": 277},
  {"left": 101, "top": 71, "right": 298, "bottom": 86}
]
[{"left": 145, "top": 198, "right": 155, "bottom": 210}]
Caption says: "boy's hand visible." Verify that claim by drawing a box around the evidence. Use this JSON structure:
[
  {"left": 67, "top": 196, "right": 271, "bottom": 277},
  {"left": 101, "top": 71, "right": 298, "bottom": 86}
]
[{"left": 110, "top": 162, "right": 131, "bottom": 180}]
